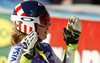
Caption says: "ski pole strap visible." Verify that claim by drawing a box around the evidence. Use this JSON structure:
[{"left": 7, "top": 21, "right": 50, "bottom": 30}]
[
  {"left": 35, "top": 44, "right": 50, "bottom": 63},
  {"left": 63, "top": 45, "right": 69, "bottom": 63},
  {"left": 65, "top": 45, "right": 69, "bottom": 54},
  {"left": 73, "top": 52, "right": 75, "bottom": 63}
]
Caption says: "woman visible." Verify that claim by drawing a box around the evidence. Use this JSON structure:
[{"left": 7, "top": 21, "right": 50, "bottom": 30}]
[{"left": 7, "top": 1, "right": 82, "bottom": 63}]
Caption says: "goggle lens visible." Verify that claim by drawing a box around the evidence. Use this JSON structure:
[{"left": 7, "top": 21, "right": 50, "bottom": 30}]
[{"left": 39, "top": 13, "right": 50, "bottom": 26}]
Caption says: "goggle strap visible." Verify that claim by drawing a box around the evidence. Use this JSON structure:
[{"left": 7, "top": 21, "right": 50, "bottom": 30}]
[{"left": 11, "top": 15, "right": 39, "bottom": 23}]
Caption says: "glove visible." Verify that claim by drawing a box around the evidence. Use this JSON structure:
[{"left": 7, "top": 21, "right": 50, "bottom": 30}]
[
  {"left": 21, "top": 31, "right": 38, "bottom": 59},
  {"left": 63, "top": 16, "right": 82, "bottom": 51},
  {"left": 67, "top": 16, "right": 81, "bottom": 40}
]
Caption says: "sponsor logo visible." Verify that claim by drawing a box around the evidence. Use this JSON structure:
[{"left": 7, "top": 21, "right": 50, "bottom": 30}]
[
  {"left": 10, "top": 48, "right": 21, "bottom": 62},
  {"left": 21, "top": 17, "right": 34, "bottom": 22}
]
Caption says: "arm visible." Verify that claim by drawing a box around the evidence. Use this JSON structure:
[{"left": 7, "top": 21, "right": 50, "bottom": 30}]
[
  {"left": 52, "top": 49, "right": 62, "bottom": 63},
  {"left": 63, "top": 16, "right": 82, "bottom": 63},
  {"left": 7, "top": 45, "right": 22, "bottom": 63}
]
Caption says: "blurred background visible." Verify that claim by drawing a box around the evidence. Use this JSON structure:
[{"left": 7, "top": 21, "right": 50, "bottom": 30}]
[{"left": 0, "top": 0, "right": 100, "bottom": 63}]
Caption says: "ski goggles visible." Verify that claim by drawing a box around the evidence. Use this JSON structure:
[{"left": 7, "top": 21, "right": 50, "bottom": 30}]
[
  {"left": 39, "top": 13, "right": 50, "bottom": 26},
  {"left": 11, "top": 13, "right": 50, "bottom": 26}
]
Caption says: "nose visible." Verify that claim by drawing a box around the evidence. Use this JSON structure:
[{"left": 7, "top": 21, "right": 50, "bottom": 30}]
[{"left": 46, "top": 25, "right": 50, "bottom": 31}]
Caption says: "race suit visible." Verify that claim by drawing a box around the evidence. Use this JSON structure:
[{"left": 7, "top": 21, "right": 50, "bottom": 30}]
[{"left": 8, "top": 41, "right": 75, "bottom": 63}]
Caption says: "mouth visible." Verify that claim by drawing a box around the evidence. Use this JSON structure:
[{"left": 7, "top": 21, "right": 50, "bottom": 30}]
[{"left": 45, "top": 31, "right": 47, "bottom": 34}]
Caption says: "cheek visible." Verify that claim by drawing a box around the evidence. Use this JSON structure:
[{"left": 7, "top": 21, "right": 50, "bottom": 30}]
[
  {"left": 37, "top": 28, "right": 46, "bottom": 40},
  {"left": 37, "top": 29, "right": 44, "bottom": 35}
]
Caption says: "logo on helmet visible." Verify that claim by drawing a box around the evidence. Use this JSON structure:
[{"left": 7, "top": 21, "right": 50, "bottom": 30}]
[
  {"left": 21, "top": 17, "right": 34, "bottom": 22},
  {"left": 38, "top": 2, "right": 43, "bottom": 6}
]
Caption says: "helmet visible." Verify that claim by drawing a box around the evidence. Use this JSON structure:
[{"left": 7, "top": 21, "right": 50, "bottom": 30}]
[{"left": 11, "top": 1, "right": 50, "bottom": 34}]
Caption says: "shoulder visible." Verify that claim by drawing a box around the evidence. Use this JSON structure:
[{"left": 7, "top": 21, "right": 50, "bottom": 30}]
[
  {"left": 9, "top": 43, "right": 22, "bottom": 54},
  {"left": 8, "top": 43, "right": 22, "bottom": 63}
]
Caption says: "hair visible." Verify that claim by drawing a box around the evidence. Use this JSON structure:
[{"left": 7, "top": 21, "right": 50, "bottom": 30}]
[{"left": 11, "top": 28, "right": 27, "bottom": 46}]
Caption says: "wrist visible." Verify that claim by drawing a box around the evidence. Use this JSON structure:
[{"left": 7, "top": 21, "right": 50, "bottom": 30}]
[{"left": 68, "top": 44, "right": 78, "bottom": 51}]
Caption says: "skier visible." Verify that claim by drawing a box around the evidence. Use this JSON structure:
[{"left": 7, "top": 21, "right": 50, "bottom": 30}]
[{"left": 7, "top": 1, "right": 82, "bottom": 63}]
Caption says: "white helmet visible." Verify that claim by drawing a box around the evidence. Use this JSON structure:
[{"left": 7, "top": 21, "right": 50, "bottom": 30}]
[{"left": 11, "top": 1, "right": 50, "bottom": 34}]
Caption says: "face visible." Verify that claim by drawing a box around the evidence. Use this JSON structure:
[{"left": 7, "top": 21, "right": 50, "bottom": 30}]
[{"left": 36, "top": 24, "right": 50, "bottom": 40}]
